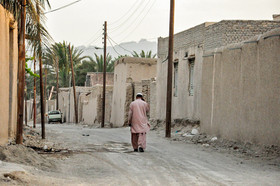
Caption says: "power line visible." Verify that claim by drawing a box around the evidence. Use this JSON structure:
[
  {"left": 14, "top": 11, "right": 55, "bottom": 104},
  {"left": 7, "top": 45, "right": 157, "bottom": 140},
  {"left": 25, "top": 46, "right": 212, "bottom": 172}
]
[
  {"left": 109, "top": 0, "right": 140, "bottom": 26},
  {"left": 84, "top": 30, "right": 103, "bottom": 46},
  {"left": 107, "top": 35, "right": 133, "bottom": 54},
  {"left": 118, "top": 0, "right": 157, "bottom": 43},
  {"left": 44, "top": 0, "right": 82, "bottom": 14},
  {"left": 107, "top": 37, "right": 122, "bottom": 56},
  {"left": 109, "top": 0, "right": 146, "bottom": 30},
  {"left": 109, "top": 0, "right": 152, "bottom": 33}
]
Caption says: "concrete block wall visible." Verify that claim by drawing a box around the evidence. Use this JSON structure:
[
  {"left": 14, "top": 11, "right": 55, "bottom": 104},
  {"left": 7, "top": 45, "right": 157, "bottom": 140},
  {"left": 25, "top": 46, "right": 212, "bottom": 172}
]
[
  {"left": 156, "top": 19, "right": 280, "bottom": 124},
  {"left": 205, "top": 20, "right": 280, "bottom": 50},
  {"left": 201, "top": 28, "right": 280, "bottom": 145}
]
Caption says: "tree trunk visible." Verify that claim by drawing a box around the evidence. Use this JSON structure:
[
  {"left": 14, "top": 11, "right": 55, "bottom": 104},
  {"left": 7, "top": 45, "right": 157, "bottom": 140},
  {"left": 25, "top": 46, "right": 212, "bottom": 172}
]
[{"left": 16, "top": 0, "right": 26, "bottom": 144}]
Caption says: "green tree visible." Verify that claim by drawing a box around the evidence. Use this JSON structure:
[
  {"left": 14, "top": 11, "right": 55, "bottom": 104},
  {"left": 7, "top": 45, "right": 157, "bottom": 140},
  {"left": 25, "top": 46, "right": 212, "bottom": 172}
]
[
  {"left": 93, "top": 53, "right": 114, "bottom": 72},
  {"left": 43, "top": 42, "right": 88, "bottom": 88},
  {"left": 132, "top": 50, "right": 156, "bottom": 58},
  {"left": 75, "top": 59, "right": 96, "bottom": 86}
]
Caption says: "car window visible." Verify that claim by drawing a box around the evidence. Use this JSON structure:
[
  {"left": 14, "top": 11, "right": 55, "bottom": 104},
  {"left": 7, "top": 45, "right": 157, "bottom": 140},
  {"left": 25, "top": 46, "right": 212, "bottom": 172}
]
[{"left": 49, "top": 111, "right": 60, "bottom": 115}]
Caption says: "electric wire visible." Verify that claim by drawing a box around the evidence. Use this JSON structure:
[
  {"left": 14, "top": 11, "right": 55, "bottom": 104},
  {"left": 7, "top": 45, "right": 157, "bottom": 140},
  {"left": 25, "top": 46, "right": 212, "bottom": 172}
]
[
  {"left": 107, "top": 37, "right": 122, "bottom": 56},
  {"left": 107, "top": 35, "right": 133, "bottom": 54},
  {"left": 117, "top": 0, "right": 157, "bottom": 43},
  {"left": 109, "top": 0, "right": 140, "bottom": 26},
  {"left": 44, "top": 0, "right": 82, "bottom": 14},
  {"left": 84, "top": 29, "right": 103, "bottom": 46},
  {"left": 109, "top": 0, "right": 146, "bottom": 31},
  {"left": 109, "top": 0, "right": 152, "bottom": 33}
]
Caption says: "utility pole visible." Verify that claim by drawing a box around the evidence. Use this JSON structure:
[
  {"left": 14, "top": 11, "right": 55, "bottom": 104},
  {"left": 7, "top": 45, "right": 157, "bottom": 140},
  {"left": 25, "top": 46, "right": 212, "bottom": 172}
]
[
  {"left": 55, "top": 58, "right": 59, "bottom": 110},
  {"left": 165, "top": 0, "right": 175, "bottom": 138},
  {"left": 37, "top": 2, "right": 45, "bottom": 139},
  {"left": 16, "top": 0, "right": 26, "bottom": 144},
  {"left": 33, "top": 54, "right": 36, "bottom": 128},
  {"left": 44, "top": 68, "right": 48, "bottom": 113},
  {"left": 101, "top": 21, "right": 107, "bottom": 128},
  {"left": 24, "top": 80, "right": 27, "bottom": 126},
  {"left": 68, "top": 45, "right": 78, "bottom": 123}
]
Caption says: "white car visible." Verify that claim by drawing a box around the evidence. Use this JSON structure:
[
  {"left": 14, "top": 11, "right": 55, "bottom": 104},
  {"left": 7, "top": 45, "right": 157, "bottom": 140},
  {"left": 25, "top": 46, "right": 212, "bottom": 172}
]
[{"left": 47, "top": 110, "right": 63, "bottom": 124}]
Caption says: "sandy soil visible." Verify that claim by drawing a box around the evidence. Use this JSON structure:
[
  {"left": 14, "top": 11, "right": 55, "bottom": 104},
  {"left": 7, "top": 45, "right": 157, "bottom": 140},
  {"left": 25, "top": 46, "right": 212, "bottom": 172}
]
[{"left": 0, "top": 123, "right": 279, "bottom": 185}]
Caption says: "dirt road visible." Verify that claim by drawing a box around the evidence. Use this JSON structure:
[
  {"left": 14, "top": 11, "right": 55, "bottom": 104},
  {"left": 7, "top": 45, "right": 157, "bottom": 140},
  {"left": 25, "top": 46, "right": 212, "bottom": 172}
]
[{"left": 2, "top": 124, "right": 280, "bottom": 185}]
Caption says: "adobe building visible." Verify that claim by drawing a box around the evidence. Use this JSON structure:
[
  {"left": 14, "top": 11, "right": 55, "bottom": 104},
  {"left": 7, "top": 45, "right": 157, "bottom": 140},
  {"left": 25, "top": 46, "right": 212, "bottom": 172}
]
[
  {"left": 0, "top": 4, "right": 18, "bottom": 144},
  {"left": 58, "top": 86, "right": 113, "bottom": 125},
  {"left": 155, "top": 19, "right": 280, "bottom": 123},
  {"left": 201, "top": 28, "right": 280, "bottom": 146},
  {"left": 110, "top": 57, "right": 157, "bottom": 127},
  {"left": 85, "top": 72, "right": 114, "bottom": 87}
]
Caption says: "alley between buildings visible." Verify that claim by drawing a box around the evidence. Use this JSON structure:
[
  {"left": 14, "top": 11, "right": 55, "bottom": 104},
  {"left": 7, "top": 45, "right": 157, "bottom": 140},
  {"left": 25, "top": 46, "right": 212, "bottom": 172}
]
[{"left": 0, "top": 123, "right": 279, "bottom": 185}]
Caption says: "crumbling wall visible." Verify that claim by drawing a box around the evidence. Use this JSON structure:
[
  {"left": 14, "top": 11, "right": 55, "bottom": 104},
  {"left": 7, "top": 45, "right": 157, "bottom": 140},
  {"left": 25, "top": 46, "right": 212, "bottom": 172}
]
[
  {"left": 85, "top": 72, "right": 114, "bottom": 87},
  {"left": 201, "top": 28, "right": 280, "bottom": 146},
  {"left": 110, "top": 57, "right": 157, "bottom": 127},
  {"left": 59, "top": 86, "right": 113, "bottom": 125},
  {"left": 123, "top": 83, "right": 133, "bottom": 126}
]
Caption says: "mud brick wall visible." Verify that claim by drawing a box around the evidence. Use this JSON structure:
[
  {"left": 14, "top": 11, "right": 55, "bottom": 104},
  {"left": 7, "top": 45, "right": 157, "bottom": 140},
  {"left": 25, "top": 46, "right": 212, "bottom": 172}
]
[
  {"left": 149, "top": 80, "right": 157, "bottom": 119},
  {"left": 85, "top": 72, "right": 114, "bottom": 87},
  {"left": 123, "top": 83, "right": 133, "bottom": 126},
  {"left": 201, "top": 28, "right": 280, "bottom": 146},
  {"left": 141, "top": 80, "right": 151, "bottom": 104}
]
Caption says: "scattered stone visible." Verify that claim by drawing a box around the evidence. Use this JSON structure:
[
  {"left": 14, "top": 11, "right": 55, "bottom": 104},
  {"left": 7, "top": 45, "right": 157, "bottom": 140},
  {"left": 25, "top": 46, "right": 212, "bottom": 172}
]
[
  {"left": 182, "top": 133, "right": 193, "bottom": 137},
  {"left": 191, "top": 129, "right": 199, "bottom": 135},
  {"left": 233, "top": 146, "right": 239, "bottom": 150},
  {"left": 210, "top": 137, "right": 218, "bottom": 142},
  {"left": 202, "top": 144, "right": 210, "bottom": 147},
  {"left": 43, "top": 145, "right": 48, "bottom": 150}
]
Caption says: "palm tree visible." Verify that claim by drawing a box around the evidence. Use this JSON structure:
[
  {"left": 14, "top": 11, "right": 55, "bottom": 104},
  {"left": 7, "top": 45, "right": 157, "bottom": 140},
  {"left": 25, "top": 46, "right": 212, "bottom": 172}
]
[
  {"left": 43, "top": 42, "right": 89, "bottom": 88},
  {"left": 75, "top": 59, "right": 96, "bottom": 86},
  {"left": 94, "top": 53, "right": 114, "bottom": 72},
  {"left": 1, "top": 0, "right": 52, "bottom": 142},
  {"left": 132, "top": 50, "right": 156, "bottom": 58}
]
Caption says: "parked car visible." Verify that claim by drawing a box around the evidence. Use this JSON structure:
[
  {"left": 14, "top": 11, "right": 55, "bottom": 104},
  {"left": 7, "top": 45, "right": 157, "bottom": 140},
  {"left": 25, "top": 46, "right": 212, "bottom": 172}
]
[{"left": 47, "top": 110, "right": 63, "bottom": 124}]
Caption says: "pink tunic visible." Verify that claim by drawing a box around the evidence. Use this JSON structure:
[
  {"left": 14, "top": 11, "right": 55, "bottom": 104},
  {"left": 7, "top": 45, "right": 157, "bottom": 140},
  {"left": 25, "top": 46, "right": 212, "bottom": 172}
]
[{"left": 128, "top": 99, "right": 150, "bottom": 133}]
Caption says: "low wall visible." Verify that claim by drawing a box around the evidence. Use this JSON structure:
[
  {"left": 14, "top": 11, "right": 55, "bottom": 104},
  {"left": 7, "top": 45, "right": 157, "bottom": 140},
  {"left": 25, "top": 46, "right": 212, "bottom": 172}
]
[{"left": 201, "top": 28, "right": 280, "bottom": 145}]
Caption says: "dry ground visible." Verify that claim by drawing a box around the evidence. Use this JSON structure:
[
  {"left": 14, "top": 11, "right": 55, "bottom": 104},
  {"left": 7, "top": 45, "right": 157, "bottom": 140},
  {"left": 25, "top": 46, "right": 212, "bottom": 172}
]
[{"left": 0, "top": 123, "right": 279, "bottom": 185}]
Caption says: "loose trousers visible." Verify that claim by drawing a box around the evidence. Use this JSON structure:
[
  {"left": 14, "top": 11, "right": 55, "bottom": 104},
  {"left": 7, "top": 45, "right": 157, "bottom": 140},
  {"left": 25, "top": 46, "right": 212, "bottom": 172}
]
[{"left": 131, "top": 132, "right": 146, "bottom": 149}]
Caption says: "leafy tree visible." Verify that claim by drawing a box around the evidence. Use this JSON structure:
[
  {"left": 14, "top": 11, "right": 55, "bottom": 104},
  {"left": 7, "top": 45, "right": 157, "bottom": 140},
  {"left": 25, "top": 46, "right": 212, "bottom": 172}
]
[
  {"left": 25, "top": 56, "right": 39, "bottom": 78},
  {"left": 132, "top": 50, "right": 156, "bottom": 58},
  {"left": 75, "top": 59, "right": 96, "bottom": 86}
]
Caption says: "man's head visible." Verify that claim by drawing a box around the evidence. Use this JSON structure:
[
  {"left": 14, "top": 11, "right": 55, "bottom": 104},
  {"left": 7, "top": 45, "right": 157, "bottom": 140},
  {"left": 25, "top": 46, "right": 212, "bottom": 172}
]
[{"left": 136, "top": 93, "right": 143, "bottom": 99}]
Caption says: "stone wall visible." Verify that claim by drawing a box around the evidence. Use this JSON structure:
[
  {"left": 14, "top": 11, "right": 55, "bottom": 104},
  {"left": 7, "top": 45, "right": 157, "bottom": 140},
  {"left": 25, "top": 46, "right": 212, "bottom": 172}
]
[
  {"left": 0, "top": 5, "right": 18, "bottom": 145},
  {"left": 201, "top": 28, "right": 280, "bottom": 146}
]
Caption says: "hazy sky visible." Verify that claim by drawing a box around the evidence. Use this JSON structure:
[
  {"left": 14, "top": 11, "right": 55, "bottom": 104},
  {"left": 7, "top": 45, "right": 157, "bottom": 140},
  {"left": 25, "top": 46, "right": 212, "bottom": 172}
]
[{"left": 45, "top": 0, "right": 280, "bottom": 47}]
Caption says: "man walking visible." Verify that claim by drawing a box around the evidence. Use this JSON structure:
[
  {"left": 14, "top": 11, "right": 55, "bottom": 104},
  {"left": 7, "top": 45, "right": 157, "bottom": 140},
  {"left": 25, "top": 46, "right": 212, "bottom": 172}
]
[{"left": 128, "top": 93, "right": 150, "bottom": 152}]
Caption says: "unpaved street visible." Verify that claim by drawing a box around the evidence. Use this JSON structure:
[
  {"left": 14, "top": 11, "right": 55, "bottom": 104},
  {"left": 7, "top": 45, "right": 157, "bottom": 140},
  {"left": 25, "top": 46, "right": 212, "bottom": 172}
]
[
  {"left": 2, "top": 123, "right": 280, "bottom": 185},
  {"left": 24, "top": 123, "right": 280, "bottom": 185}
]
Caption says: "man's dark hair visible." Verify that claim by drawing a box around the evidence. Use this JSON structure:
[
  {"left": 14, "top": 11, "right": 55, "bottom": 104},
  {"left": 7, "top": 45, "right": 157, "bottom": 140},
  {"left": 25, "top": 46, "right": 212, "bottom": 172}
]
[{"left": 136, "top": 94, "right": 143, "bottom": 99}]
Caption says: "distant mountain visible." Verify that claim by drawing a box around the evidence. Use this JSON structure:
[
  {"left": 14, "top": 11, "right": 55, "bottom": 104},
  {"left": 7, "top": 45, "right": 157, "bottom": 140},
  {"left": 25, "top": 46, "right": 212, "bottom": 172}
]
[{"left": 77, "top": 39, "right": 157, "bottom": 59}]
